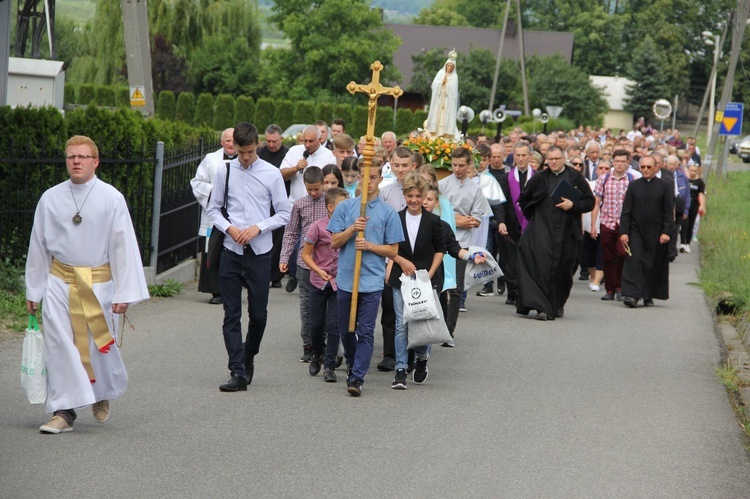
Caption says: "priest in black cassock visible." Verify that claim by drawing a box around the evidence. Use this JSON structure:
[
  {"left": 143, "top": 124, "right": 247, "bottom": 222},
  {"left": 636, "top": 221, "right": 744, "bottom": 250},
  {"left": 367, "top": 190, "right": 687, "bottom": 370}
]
[
  {"left": 619, "top": 155, "right": 674, "bottom": 308},
  {"left": 516, "top": 146, "right": 595, "bottom": 321}
]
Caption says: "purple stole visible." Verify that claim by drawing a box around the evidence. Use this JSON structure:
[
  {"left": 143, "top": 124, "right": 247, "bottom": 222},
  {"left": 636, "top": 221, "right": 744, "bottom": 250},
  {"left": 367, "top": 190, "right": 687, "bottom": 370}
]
[{"left": 508, "top": 167, "right": 533, "bottom": 232}]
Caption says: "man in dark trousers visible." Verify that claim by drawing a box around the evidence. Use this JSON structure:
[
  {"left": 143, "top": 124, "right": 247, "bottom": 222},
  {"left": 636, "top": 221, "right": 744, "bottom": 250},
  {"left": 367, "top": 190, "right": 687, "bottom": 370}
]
[
  {"left": 496, "top": 141, "right": 535, "bottom": 305},
  {"left": 258, "top": 124, "right": 289, "bottom": 288},
  {"left": 515, "top": 145, "right": 595, "bottom": 321},
  {"left": 619, "top": 155, "right": 674, "bottom": 308}
]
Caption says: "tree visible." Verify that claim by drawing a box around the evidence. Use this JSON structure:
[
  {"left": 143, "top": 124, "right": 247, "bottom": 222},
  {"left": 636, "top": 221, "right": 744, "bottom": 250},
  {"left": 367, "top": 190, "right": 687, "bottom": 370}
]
[
  {"left": 188, "top": 33, "right": 261, "bottom": 96},
  {"left": 414, "top": 0, "right": 469, "bottom": 26},
  {"left": 525, "top": 55, "right": 608, "bottom": 127},
  {"left": 268, "top": 0, "right": 400, "bottom": 99},
  {"left": 623, "top": 36, "right": 670, "bottom": 125},
  {"left": 151, "top": 34, "right": 189, "bottom": 94}
]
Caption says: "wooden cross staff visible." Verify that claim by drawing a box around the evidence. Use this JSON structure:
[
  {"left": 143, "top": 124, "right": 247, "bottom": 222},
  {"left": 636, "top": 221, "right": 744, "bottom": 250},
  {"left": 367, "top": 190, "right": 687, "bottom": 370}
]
[{"left": 346, "top": 61, "right": 403, "bottom": 332}]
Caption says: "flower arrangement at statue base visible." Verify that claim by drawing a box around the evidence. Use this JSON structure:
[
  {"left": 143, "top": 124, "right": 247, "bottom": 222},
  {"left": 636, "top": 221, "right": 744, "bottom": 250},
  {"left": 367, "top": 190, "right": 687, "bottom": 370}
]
[{"left": 402, "top": 136, "right": 475, "bottom": 170}]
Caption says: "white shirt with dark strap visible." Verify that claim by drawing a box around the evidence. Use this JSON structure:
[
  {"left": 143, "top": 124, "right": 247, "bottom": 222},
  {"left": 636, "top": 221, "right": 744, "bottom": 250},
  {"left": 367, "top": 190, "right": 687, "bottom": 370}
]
[
  {"left": 25, "top": 176, "right": 149, "bottom": 413},
  {"left": 207, "top": 157, "right": 292, "bottom": 256}
]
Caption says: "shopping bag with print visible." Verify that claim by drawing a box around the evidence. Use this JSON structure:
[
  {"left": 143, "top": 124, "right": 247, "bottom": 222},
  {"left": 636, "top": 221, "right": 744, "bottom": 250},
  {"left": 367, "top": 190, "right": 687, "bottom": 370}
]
[{"left": 20, "top": 315, "right": 47, "bottom": 405}]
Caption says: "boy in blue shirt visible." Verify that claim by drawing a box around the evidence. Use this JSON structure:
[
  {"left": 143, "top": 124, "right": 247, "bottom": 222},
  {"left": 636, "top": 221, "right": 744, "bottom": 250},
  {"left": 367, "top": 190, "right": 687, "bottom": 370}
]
[{"left": 328, "top": 158, "right": 403, "bottom": 396}]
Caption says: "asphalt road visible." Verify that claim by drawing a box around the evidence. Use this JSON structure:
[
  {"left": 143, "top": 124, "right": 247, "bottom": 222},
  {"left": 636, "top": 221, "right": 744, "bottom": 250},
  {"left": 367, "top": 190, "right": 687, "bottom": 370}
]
[{"left": 2, "top": 245, "right": 750, "bottom": 498}]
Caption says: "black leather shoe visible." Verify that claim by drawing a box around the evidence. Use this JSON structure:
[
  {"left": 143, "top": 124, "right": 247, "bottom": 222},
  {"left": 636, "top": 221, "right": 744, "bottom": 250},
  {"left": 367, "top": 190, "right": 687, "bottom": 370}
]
[
  {"left": 555, "top": 308, "right": 564, "bottom": 318},
  {"left": 578, "top": 272, "right": 589, "bottom": 281},
  {"left": 601, "top": 293, "right": 615, "bottom": 301},
  {"left": 219, "top": 375, "right": 247, "bottom": 392},
  {"left": 270, "top": 280, "right": 282, "bottom": 288},
  {"left": 505, "top": 296, "right": 516, "bottom": 305},
  {"left": 643, "top": 299, "right": 654, "bottom": 307},
  {"left": 497, "top": 278, "right": 506, "bottom": 296},
  {"left": 623, "top": 296, "right": 638, "bottom": 308},
  {"left": 244, "top": 356, "right": 254, "bottom": 384},
  {"left": 209, "top": 295, "right": 222, "bottom": 305},
  {"left": 535, "top": 311, "right": 554, "bottom": 321},
  {"left": 309, "top": 355, "right": 323, "bottom": 376},
  {"left": 286, "top": 278, "right": 298, "bottom": 293}
]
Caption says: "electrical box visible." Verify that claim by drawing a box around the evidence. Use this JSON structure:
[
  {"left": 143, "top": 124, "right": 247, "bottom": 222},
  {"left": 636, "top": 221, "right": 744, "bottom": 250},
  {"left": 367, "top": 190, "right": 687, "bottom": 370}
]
[{"left": 7, "top": 57, "right": 64, "bottom": 110}]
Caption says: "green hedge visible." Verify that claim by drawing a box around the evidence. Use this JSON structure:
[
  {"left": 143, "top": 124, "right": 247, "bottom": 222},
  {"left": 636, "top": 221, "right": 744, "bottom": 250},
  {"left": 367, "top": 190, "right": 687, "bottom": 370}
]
[
  {"left": 194, "top": 93, "right": 214, "bottom": 127},
  {"left": 235, "top": 96, "right": 255, "bottom": 124},
  {"left": 63, "top": 84, "right": 441, "bottom": 138},
  {"left": 156, "top": 90, "right": 176, "bottom": 121},
  {"left": 175, "top": 92, "right": 195, "bottom": 124},
  {"left": 276, "top": 99, "right": 294, "bottom": 130},
  {"left": 255, "top": 97, "right": 274, "bottom": 131},
  {"left": 213, "top": 94, "right": 235, "bottom": 131}
]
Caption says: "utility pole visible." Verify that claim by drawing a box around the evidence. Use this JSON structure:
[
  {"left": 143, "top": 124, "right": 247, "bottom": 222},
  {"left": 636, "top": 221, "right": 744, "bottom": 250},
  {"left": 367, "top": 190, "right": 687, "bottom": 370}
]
[
  {"left": 516, "top": 0, "right": 530, "bottom": 116},
  {"left": 0, "top": 0, "right": 10, "bottom": 106},
  {"left": 488, "top": 0, "right": 511, "bottom": 113},
  {"left": 692, "top": 19, "right": 730, "bottom": 138},
  {"left": 121, "top": 0, "right": 154, "bottom": 116},
  {"left": 705, "top": 0, "right": 750, "bottom": 179}
]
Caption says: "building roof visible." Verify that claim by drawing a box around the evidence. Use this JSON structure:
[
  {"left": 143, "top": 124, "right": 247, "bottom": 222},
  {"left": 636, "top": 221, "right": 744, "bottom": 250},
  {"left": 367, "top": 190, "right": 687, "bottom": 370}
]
[
  {"left": 386, "top": 23, "right": 574, "bottom": 87},
  {"left": 589, "top": 75, "right": 634, "bottom": 112}
]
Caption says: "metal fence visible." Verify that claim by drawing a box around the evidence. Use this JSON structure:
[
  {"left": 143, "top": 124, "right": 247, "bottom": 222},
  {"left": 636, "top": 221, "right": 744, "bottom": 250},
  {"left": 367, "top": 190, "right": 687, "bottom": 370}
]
[
  {"left": 154, "top": 138, "right": 218, "bottom": 274},
  {"left": 0, "top": 137, "right": 219, "bottom": 275}
]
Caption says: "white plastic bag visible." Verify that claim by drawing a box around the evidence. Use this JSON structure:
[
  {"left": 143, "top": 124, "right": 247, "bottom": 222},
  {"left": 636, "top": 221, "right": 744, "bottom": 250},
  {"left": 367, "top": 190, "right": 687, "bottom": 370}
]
[
  {"left": 464, "top": 245, "right": 502, "bottom": 291},
  {"left": 21, "top": 315, "right": 47, "bottom": 405},
  {"left": 400, "top": 269, "right": 439, "bottom": 322},
  {"left": 407, "top": 289, "right": 453, "bottom": 348}
]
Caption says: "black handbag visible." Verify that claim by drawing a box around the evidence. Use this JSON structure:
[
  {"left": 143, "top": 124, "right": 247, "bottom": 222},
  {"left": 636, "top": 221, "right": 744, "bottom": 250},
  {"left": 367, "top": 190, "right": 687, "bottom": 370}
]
[{"left": 206, "top": 163, "right": 230, "bottom": 270}]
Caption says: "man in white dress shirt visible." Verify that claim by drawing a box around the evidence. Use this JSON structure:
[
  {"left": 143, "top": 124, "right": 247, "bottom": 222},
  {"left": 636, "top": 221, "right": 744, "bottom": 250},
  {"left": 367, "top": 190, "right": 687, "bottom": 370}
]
[
  {"left": 281, "top": 125, "right": 337, "bottom": 202},
  {"left": 208, "top": 123, "right": 292, "bottom": 392},
  {"left": 26, "top": 135, "right": 150, "bottom": 434}
]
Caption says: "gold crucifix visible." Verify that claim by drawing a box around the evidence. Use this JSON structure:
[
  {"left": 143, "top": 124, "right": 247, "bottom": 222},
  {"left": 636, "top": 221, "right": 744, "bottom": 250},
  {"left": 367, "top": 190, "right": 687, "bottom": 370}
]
[{"left": 346, "top": 61, "right": 403, "bottom": 332}]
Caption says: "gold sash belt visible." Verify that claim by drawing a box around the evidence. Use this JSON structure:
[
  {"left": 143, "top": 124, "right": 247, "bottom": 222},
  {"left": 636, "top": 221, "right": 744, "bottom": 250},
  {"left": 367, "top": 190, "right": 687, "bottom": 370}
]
[{"left": 50, "top": 258, "right": 113, "bottom": 383}]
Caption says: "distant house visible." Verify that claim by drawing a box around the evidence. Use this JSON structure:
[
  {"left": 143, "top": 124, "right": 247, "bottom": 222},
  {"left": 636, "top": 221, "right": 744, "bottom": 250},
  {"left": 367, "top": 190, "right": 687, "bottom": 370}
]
[
  {"left": 383, "top": 22, "right": 575, "bottom": 110},
  {"left": 589, "top": 75, "right": 635, "bottom": 132}
]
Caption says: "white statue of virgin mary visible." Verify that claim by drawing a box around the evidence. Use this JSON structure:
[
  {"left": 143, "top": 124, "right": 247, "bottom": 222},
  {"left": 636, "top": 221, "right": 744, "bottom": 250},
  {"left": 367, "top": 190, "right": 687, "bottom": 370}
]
[{"left": 424, "top": 50, "right": 459, "bottom": 138}]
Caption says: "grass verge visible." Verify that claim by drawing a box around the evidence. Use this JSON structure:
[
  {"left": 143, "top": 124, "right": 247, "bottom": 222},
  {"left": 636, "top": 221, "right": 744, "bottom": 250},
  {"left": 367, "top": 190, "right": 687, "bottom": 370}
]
[{"left": 698, "top": 170, "right": 750, "bottom": 325}]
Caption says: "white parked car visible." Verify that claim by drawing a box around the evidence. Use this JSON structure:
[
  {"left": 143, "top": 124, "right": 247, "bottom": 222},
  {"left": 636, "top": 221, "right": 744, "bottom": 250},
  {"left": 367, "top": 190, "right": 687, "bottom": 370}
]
[{"left": 738, "top": 138, "right": 750, "bottom": 163}]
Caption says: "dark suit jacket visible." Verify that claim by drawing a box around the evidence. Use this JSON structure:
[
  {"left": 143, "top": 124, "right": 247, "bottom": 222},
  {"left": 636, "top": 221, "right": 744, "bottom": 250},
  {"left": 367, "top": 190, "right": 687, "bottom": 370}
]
[
  {"left": 584, "top": 158, "right": 598, "bottom": 181},
  {"left": 387, "top": 208, "right": 446, "bottom": 291}
]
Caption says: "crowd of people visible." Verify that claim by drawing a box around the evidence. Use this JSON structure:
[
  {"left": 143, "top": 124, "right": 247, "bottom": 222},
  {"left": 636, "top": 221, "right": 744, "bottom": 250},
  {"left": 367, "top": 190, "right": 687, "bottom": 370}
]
[
  {"left": 191, "top": 118, "right": 706, "bottom": 397},
  {"left": 24, "top": 119, "right": 707, "bottom": 434}
]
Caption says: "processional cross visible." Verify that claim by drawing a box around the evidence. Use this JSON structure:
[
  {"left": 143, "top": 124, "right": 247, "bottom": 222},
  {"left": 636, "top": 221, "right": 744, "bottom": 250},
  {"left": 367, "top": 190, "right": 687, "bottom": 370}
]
[{"left": 346, "top": 61, "right": 403, "bottom": 332}]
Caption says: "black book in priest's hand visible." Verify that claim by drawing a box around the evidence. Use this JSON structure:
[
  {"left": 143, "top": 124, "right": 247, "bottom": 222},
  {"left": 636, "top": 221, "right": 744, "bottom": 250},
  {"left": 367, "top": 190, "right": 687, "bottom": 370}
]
[{"left": 550, "top": 178, "right": 583, "bottom": 204}]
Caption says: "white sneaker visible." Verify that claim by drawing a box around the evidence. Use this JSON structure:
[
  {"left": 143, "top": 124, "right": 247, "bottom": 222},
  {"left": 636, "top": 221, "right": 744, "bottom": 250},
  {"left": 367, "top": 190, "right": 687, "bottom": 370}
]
[
  {"left": 589, "top": 283, "right": 600, "bottom": 292},
  {"left": 683, "top": 245, "right": 691, "bottom": 253}
]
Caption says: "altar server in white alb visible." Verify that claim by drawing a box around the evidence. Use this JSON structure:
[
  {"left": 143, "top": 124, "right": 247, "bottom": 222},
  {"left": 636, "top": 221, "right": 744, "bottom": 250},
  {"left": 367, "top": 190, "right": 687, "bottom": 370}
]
[{"left": 25, "top": 135, "right": 149, "bottom": 434}]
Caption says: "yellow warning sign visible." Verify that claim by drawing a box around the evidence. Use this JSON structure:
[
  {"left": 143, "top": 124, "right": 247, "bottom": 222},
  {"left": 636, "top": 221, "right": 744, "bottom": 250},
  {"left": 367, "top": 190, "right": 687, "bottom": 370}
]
[{"left": 130, "top": 86, "right": 146, "bottom": 107}]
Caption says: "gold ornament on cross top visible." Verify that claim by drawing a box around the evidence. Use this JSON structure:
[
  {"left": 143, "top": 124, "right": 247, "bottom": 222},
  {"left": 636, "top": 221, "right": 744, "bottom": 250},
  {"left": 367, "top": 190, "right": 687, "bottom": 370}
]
[{"left": 345, "top": 61, "right": 403, "bottom": 332}]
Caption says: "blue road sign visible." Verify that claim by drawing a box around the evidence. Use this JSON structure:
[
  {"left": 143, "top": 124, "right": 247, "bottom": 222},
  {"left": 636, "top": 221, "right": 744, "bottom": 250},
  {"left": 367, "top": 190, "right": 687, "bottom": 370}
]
[{"left": 719, "top": 102, "right": 744, "bottom": 136}]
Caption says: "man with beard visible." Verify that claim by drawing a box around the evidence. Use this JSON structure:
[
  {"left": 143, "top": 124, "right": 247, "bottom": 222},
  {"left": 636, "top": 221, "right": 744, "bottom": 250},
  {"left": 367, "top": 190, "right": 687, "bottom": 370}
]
[
  {"left": 516, "top": 146, "right": 595, "bottom": 320},
  {"left": 619, "top": 155, "right": 674, "bottom": 308},
  {"left": 258, "top": 125, "right": 289, "bottom": 288}
]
